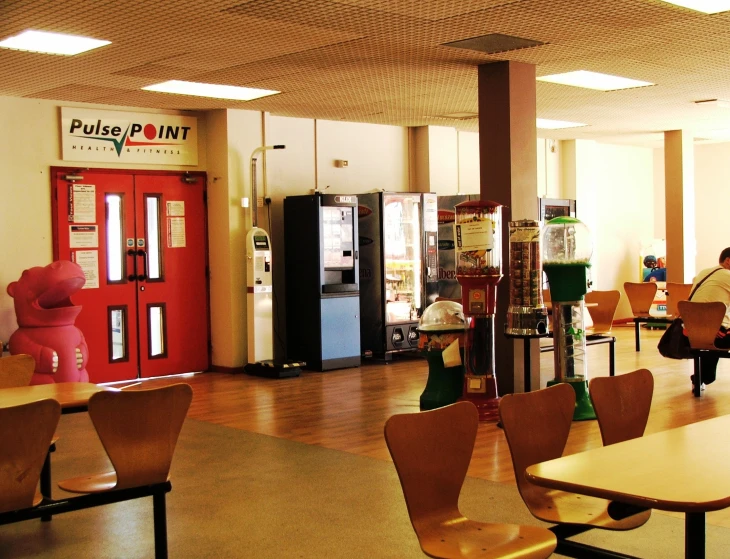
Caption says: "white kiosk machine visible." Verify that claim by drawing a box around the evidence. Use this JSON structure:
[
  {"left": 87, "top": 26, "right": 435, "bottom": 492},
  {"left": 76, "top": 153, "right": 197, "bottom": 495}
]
[{"left": 244, "top": 227, "right": 300, "bottom": 378}]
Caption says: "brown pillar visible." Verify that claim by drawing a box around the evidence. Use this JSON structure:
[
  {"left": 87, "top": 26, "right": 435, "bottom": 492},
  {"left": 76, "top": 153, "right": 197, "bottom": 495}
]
[
  {"left": 478, "top": 61, "right": 538, "bottom": 395},
  {"left": 664, "top": 130, "right": 695, "bottom": 283}
]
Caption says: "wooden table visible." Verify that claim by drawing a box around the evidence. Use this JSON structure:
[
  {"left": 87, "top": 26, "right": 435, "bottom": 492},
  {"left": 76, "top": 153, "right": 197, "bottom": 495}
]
[
  {"left": 0, "top": 382, "right": 113, "bottom": 413},
  {"left": 526, "top": 415, "right": 730, "bottom": 558},
  {"left": 0, "top": 382, "right": 116, "bottom": 518}
]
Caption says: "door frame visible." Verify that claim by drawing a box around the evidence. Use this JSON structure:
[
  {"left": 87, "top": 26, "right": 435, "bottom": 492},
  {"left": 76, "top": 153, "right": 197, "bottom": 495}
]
[{"left": 50, "top": 166, "right": 212, "bottom": 377}]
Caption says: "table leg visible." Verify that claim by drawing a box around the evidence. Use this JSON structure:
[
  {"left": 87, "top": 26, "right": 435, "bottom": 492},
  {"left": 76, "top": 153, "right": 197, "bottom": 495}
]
[
  {"left": 524, "top": 338, "right": 531, "bottom": 393},
  {"left": 685, "top": 512, "right": 705, "bottom": 558},
  {"left": 634, "top": 319, "right": 641, "bottom": 351}
]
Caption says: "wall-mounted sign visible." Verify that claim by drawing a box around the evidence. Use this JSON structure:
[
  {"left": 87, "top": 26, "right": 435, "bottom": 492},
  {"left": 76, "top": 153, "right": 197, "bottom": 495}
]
[{"left": 61, "top": 107, "right": 198, "bottom": 165}]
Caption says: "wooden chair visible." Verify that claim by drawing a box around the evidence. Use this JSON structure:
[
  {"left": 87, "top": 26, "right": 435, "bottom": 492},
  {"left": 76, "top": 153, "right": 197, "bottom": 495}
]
[
  {"left": 499, "top": 384, "right": 650, "bottom": 557},
  {"left": 584, "top": 290, "right": 620, "bottom": 335},
  {"left": 384, "top": 401, "right": 556, "bottom": 559},
  {"left": 0, "top": 353, "right": 35, "bottom": 388},
  {"left": 677, "top": 301, "right": 729, "bottom": 397},
  {"left": 0, "top": 399, "right": 61, "bottom": 513},
  {"left": 58, "top": 383, "right": 193, "bottom": 558},
  {"left": 589, "top": 369, "right": 654, "bottom": 446},
  {"left": 665, "top": 282, "right": 693, "bottom": 318},
  {"left": 624, "top": 281, "right": 669, "bottom": 351}
]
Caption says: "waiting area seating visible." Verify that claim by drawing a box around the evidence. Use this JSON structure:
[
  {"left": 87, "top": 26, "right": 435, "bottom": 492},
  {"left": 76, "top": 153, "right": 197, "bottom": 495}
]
[
  {"left": 678, "top": 300, "right": 730, "bottom": 398},
  {"left": 624, "top": 282, "right": 672, "bottom": 351},
  {"left": 0, "top": 353, "right": 35, "bottom": 388},
  {"left": 384, "top": 401, "right": 557, "bottom": 559},
  {"left": 589, "top": 368, "right": 654, "bottom": 446},
  {"left": 0, "top": 383, "right": 193, "bottom": 559},
  {"left": 499, "top": 381, "right": 651, "bottom": 558}
]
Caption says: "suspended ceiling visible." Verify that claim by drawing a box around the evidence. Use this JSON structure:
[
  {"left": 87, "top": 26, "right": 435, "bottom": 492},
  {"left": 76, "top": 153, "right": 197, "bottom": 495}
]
[{"left": 3, "top": 0, "right": 730, "bottom": 147}]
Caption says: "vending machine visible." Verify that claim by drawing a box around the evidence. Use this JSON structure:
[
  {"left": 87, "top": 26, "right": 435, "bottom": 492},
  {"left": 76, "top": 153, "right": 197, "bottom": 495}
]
[
  {"left": 436, "top": 194, "right": 479, "bottom": 301},
  {"left": 358, "top": 192, "right": 438, "bottom": 361},
  {"left": 283, "top": 194, "right": 361, "bottom": 371}
]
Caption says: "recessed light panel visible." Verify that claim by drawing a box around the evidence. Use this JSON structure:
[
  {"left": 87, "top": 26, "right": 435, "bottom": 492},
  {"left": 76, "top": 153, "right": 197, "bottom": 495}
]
[
  {"left": 659, "top": 1, "right": 730, "bottom": 14},
  {"left": 537, "top": 70, "right": 654, "bottom": 91},
  {"left": 143, "top": 80, "right": 280, "bottom": 101},
  {"left": 536, "top": 118, "right": 588, "bottom": 130},
  {"left": 0, "top": 30, "right": 110, "bottom": 55}
]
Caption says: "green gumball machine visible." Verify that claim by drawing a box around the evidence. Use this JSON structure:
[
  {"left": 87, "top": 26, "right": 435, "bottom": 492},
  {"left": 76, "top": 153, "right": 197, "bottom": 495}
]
[{"left": 542, "top": 217, "right": 596, "bottom": 421}]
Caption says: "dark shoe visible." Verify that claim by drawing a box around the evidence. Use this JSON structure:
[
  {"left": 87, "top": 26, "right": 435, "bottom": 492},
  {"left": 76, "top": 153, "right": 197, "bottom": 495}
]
[{"left": 690, "top": 375, "right": 706, "bottom": 391}]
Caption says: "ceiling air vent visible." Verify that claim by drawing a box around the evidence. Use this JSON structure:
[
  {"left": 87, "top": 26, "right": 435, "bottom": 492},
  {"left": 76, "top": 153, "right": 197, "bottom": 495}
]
[{"left": 443, "top": 33, "right": 544, "bottom": 55}]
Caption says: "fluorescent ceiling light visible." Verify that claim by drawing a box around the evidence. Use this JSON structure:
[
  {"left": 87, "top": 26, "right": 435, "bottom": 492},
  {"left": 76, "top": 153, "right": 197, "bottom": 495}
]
[
  {"left": 143, "top": 80, "right": 280, "bottom": 101},
  {"left": 536, "top": 118, "right": 588, "bottom": 130},
  {"left": 0, "top": 30, "right": 110, "bottom": 55},
  {"left": 537, "top": 70, "right": 654, "bottom": 91},
  {"left": 658, "top": 1, "right": 730, "bottom": 14}
]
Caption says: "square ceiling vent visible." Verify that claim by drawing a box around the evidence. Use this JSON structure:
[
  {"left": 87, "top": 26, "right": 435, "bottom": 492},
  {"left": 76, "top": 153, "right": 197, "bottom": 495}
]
[{"left": 443, "top": 33, "right": 544, "bottom": 55}]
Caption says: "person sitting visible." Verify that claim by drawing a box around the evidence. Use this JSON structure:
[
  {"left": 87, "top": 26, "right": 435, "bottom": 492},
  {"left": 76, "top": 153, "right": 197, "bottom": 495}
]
[{"left": 688, "top": 247, "right": 730, "bottom": 388}]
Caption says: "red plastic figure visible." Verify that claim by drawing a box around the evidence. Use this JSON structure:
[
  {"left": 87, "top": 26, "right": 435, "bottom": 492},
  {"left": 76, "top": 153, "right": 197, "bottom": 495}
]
[{"left": 7, "top": 261, "right": 89, "bottom": 384}]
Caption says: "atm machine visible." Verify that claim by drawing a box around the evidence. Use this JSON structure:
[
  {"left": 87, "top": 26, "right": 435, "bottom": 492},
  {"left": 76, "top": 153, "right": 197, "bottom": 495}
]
[{"left": 284, "top": 194, "right": 361, "bottom": 371}]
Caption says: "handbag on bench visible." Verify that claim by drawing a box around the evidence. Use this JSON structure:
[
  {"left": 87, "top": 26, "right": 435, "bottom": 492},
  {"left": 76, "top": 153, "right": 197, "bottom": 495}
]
[{"left": 657, "top": 268, "right": 721, "bottom": 360}]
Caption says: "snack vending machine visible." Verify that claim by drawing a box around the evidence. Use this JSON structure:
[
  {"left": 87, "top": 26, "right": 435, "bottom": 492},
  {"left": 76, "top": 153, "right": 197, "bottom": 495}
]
[
  {"left": 284, "top": 194, "right": 361, "bottom": 371},
  {"left": 436, "top": 194, "right": 479, "bottom": 301},
  {"left": 358, "top": 192, "right": 438, "bottom": 360}
]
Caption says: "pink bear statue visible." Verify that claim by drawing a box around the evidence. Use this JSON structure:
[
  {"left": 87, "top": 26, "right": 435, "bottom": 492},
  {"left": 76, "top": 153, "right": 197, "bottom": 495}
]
[{"left": 7, "top": 260, "right": 89, "bottom": 384}]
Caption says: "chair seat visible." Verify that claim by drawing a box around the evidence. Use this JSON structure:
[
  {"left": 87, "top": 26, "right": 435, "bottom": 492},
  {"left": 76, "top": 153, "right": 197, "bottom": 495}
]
[
  {"left": 418, "top": 516, "right": 557, "bottom": 559},
  {"left": 521, "top": 486, "right": 650, "bottom": 530},
  {"left": 59, "top": 471, "right": 118, "bottom": 493}
]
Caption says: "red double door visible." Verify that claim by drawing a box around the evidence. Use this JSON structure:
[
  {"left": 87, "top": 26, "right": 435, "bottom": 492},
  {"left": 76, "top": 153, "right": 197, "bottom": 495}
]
[{"left": 52, "top": 168, "right": 209, "bottom": 383}]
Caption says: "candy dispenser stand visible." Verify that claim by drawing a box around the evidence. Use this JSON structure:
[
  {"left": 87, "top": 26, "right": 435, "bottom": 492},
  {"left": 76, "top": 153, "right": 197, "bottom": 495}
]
[
  {"left": 542, "top": 217, "right": 595, "bottom": 421},
  {"left": 454, "top": 200, "right": 503, "bottom": 422}
]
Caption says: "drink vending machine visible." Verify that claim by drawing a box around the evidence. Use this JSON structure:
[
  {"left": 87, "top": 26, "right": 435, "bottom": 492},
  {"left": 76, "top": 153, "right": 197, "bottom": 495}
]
[
  {"left": 284, "top": 194, "right": 361, "bottom": 371},
  {"left": 357, "top": 192, "right": 438, "bottom": 360}
]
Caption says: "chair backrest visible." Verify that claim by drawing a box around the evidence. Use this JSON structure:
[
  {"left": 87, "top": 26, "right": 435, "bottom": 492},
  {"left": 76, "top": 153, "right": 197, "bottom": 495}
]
[
  {"left": 665, "top": 282, "right": 693, "bottom": 318},
  {"left": 499, "top": 384, "right": 574, "bottom": 498},
  {"left": 589, "top": 369, "right": 653, "bottom": 446},
  {"left": 88, "top": 383, "right": 193, "bottom": 490},
  {"left": 623, "top": 282, "right": 657, "bottom": 316},
  {"left": 0, "top": 354, "right": 35, "bottom": 388},
  {"left": 0, "top": 399, "right": 61, "bottom": 513},
  {"left": 384, "top": 401, "right": 477, "bottom": 532},
  {"left": 678, "top": 301, "right": 727, "bottom": 350},
  {"left": 585, "top": 290, "right": 621, "bottom": 334}
]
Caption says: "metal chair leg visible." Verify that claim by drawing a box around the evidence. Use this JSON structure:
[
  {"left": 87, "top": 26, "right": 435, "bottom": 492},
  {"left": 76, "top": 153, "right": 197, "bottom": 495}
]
[
  {"left": 153, "top": 491, "right": 168, "bottom": 559},
  {"left": 634, "top": 319, "right": 641, "bottom": 351}
]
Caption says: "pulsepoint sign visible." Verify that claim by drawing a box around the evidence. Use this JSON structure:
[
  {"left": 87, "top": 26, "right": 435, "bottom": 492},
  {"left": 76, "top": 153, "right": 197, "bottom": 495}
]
[{"left": 61, "top": 107, "right": 198, "bottom": 165}]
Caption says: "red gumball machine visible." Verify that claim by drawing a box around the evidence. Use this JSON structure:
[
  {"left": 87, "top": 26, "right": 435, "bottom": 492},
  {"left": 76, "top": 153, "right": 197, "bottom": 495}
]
[{"left": 454, "top": 200, "right": 503, "bottom": 422}]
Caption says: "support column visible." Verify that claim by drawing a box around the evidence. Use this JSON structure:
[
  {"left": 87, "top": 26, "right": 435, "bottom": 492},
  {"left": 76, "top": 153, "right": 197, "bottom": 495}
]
[
  {"left": 478, "top": 61, "right": 538, "bottom": 394},
  {"left": 664, "top": 130, "right": 695, "bottom": 283}
]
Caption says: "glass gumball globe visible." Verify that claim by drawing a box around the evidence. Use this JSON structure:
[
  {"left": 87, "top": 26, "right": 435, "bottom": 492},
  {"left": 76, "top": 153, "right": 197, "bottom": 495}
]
[
  {"left": 418, "top": 301, "right": 466, "bottom": 332},
  {"left": 542, "top": 217, "right": 593, "bottom": 265}
]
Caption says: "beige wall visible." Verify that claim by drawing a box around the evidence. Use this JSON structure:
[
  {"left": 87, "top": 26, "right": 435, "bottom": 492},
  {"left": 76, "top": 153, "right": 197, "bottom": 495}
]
[
  {"left": 0, "top": 96, "right": 207, "bottom": 343},
  {"left": 693, "top": 143, "right": 730, "bottom": 272}
]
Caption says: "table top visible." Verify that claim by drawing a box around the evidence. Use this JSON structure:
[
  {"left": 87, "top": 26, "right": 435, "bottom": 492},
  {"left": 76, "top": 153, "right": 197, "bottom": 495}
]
[
  {"left": 526, "top": 415, "right": 730, "bottom": 514},
  {"left": 0, "top": 382, "right": 115, "bottom": 410}
]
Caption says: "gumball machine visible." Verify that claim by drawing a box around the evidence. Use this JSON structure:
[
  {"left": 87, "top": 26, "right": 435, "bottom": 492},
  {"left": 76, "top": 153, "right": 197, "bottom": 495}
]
[
  {"left": 506, "top": 220, "right": 548, "bottom": 336},
  {"left": 542, "top": 216, "right": 595, "bottom": 421},
  {"left": 454, "top": 200, "right": 503, "bottom": 422}
]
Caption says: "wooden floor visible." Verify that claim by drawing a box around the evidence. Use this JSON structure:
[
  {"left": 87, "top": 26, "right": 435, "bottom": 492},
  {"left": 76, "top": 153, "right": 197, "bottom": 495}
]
[{"left": 132, "top": 324, "right": 730, "bottom": 528}]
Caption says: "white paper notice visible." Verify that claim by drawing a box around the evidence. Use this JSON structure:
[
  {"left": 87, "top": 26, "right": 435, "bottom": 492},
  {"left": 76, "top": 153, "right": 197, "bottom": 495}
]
[
  {"left": 74, "top": 250, "right": 99, "bottom": 289},
  {"left": 166, "top": 201, "right": 185, "bottom": 216},
  {"left": 454, "top": 220, "right": 494, "bottom": 252},
  {"left": 69, "top": 225, "right": 99, "bottom": 248},
  {"left": 70, "top": 184, "right": 96, "bottom": 223},
  {"left": 168, "top": 217, "right": 186, "bottom": 248}
]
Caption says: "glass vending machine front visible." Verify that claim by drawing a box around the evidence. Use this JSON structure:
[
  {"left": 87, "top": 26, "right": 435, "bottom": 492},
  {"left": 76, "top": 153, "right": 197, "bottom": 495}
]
[{"left": 383, "top": 194, "right": 422, "bottom": 324}]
